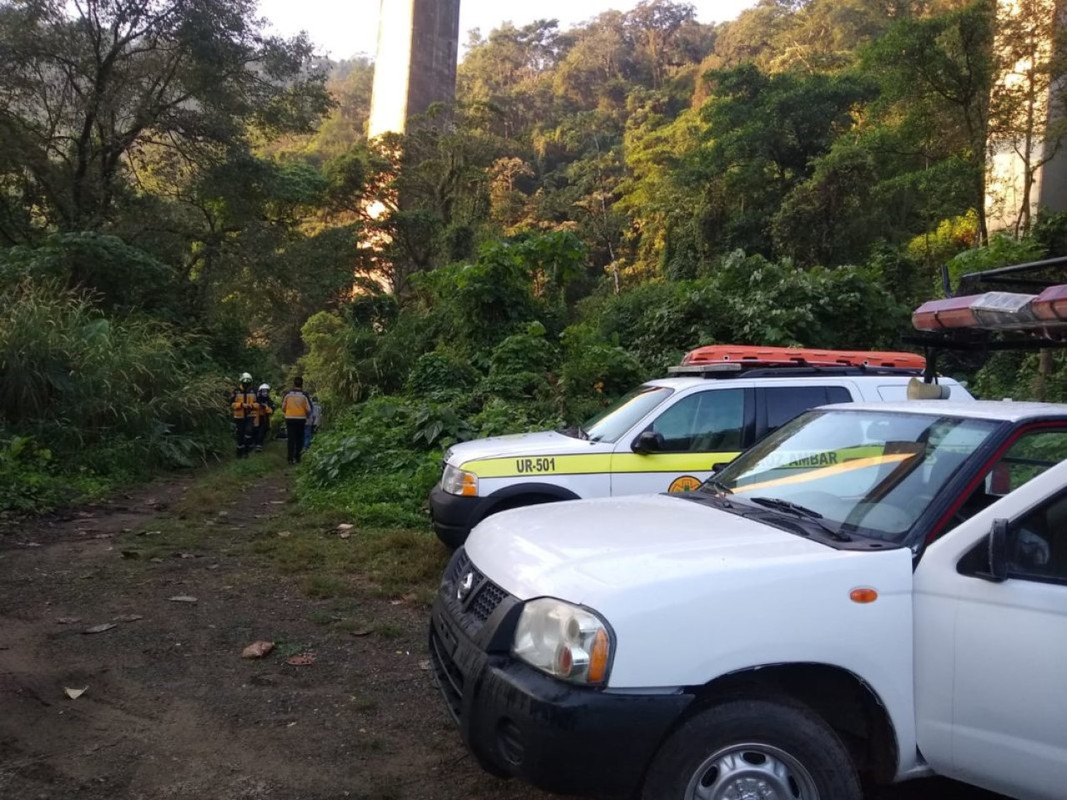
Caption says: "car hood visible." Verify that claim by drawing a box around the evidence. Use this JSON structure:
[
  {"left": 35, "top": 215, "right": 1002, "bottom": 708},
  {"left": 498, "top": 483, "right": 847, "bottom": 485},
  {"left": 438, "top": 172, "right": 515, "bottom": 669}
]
[
  {"left": 446, "top": 430, "right": 606, "bottom": 467},
  {"left": 465, "top": 493, "right": 851, "bottom": 605}
]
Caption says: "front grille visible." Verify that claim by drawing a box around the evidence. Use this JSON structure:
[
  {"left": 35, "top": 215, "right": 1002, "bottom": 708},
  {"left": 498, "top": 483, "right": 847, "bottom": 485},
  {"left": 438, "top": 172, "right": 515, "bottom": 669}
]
[
  {"left": 470, "top": 581, "right": 507, "bottom": 622},
  {"left": 442, "top": 548, "right": 510, "bottom": 635}
]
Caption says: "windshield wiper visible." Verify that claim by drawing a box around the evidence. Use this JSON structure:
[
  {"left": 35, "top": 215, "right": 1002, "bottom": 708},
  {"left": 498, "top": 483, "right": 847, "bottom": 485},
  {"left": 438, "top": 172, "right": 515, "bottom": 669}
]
[
  {"left": 746, "top": 496, "right": 852, "bottom": 542},
  {"left": 703, "top": 479, "right": 733, "bottom": 496}
]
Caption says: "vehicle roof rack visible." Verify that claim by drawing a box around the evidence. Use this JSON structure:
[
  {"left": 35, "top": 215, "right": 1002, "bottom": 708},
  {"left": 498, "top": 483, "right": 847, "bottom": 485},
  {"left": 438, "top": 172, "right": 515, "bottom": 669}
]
[
  {"left": 669, "top": 345, "right": 927, "bottom": 379},
  {"left": 667, "top": 363, "right": 925, "bottom": 379}
]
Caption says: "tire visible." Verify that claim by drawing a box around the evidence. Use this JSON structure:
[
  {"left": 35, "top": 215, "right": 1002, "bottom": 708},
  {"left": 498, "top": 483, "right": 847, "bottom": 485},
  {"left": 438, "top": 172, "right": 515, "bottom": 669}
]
[{"left": 641, "top": 698, "right": 861, "bottom": 800}]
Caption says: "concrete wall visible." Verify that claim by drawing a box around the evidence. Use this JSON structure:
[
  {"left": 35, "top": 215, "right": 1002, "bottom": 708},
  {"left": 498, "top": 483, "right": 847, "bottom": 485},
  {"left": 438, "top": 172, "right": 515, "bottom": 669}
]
[{"left": 368, "top": 0, "right": 460, "bottom": 137}]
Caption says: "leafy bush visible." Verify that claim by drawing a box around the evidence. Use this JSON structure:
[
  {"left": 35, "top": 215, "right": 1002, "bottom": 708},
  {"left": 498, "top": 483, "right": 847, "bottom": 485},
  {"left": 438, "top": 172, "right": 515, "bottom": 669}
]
[{"left": 0, "top": 282, "right": 228, "bottom": 510}]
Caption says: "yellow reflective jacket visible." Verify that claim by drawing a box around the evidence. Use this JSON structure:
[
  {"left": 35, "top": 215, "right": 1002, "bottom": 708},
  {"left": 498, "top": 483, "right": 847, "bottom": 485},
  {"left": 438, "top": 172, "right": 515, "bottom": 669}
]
[
  {"left": 230, "top": 388, "right": 258, "bottom": 420},
  {"left": 281, "top": 390, "right": 312, "bottom": 420}
]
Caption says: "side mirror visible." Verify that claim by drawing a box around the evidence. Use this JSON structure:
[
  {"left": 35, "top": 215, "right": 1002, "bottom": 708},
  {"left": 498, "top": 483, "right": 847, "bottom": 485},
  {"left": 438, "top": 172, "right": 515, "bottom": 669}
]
[
  {"left": 986, "top": 518, "right": 1009, "bottom": 582},
  {"left": 632, "top": 431, "right": 663, "bottom": 455},
  {"left": 977, "top": 520, "right": 1007, "bottom": 584}
]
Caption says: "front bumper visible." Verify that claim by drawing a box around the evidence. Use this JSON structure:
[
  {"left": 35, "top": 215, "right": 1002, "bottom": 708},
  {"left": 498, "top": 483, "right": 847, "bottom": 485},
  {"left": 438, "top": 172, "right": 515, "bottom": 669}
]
[
  {"left": 428, "top": 565, "right": 693, "bottom": 798},
  {"left": 429, "top": 484, "right": 492, "bottom": 548}
]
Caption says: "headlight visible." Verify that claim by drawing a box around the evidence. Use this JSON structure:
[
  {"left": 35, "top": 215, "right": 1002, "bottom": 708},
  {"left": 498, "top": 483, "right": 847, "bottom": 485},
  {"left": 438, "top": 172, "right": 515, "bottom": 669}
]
[
  {"left": 512, "top": 598, "right": 613, "bottom": 686},
  {"left": 441, "top": 463, "right": 478, "bottom": 497}
]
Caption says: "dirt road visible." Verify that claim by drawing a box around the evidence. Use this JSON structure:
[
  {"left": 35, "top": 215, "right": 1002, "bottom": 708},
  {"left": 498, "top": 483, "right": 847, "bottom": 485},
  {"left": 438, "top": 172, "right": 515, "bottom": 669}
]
[{"left": 0, "top": 455, "right": 1008, "bottom": 800}]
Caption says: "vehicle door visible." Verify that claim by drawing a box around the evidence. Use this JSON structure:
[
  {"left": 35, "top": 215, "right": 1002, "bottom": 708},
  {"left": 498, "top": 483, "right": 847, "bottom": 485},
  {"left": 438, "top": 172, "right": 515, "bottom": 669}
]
[
  {"left": 753, "top": 384, "right": 854, "bottom": 441},
  {"left": 914, "top": 439, "right": 1067, "bottom": 800},
  {"left": 610, "top": 387, "right": 750, "bottom": 496}
]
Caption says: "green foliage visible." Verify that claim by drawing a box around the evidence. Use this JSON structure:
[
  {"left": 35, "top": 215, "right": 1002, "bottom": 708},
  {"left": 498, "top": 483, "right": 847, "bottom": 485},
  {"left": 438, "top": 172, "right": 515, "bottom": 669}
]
[
  {"left": 945, "top": 235, "right": 1046, "bottom": 293},
  {"left": 0, "top": 234, "right": 175, "bottom": 311},
  {"left": 0, "top": 282, "right": 228, "bottom": 511},
  {"left": 405, "top": 353, "right": 481, "bottom": 400}
]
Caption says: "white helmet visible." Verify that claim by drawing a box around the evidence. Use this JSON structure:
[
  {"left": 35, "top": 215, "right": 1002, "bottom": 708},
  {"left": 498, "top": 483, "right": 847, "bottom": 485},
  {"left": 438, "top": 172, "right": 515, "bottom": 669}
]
[{"left": 258, "top": 383, "right": 270, "bottom": 392}]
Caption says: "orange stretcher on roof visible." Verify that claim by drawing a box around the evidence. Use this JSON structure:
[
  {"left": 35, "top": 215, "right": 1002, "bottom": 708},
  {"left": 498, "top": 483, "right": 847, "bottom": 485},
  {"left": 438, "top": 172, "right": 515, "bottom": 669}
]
[{"left": 680, "top": 345, "right": 927, "bottom": 370}]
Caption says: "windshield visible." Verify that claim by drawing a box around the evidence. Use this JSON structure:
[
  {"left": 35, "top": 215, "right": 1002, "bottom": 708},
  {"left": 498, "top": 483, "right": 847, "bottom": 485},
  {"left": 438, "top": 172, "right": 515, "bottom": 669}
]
[
  {"left": 708, "top": 409, "right": 1000, "bottom": 544},
  {"left": 580, "top": 385, "right": 674, "bottom": 443}
]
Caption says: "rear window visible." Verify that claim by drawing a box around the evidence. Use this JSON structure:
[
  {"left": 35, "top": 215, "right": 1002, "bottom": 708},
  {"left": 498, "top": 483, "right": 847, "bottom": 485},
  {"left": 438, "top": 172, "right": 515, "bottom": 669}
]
[{"left": 765, "top": 386, "right": 853, "bottom": 433}]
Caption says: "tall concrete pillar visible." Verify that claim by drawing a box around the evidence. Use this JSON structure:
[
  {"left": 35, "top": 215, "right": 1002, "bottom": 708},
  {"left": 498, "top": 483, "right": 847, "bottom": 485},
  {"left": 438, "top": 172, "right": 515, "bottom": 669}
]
[
  {"left": 368, "top": 0, "right": 461, "bottom": 138},
  {"left": 987, "top": 0, "right": 1067, "bottom": 230}
]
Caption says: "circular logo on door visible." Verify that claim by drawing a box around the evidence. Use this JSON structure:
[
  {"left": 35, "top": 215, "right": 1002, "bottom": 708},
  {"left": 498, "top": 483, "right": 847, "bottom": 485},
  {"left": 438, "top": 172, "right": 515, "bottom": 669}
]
[{"left": 668, "top": 475, "right": 702, "bottom": 493}]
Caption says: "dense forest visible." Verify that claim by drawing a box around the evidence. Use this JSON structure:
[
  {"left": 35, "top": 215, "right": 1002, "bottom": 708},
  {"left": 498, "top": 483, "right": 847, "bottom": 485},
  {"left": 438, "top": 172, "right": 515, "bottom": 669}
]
[{"left": 2, "top": 0, "right": 1066, "bottom": 517}]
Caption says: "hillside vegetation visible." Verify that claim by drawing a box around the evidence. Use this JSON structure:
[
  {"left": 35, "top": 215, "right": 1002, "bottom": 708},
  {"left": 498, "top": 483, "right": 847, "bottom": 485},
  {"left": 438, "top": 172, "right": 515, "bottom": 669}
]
[{"left": 2, "top": 0, "right": 1066, "bottom": 514}]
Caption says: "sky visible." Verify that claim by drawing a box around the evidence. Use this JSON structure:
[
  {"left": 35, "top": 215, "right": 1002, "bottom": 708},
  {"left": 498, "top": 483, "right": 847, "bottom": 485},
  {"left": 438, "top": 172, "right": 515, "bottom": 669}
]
[{"left": 257, "top": 0, "right": 758, "bottom": 60}]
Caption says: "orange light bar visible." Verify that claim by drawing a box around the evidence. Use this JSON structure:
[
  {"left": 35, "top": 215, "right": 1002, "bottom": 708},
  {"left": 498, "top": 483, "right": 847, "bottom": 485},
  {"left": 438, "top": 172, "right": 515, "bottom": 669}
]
[
  {"left": 681, "top": 345, "right": 925, "bottom": 370},
  {"left": 913, "top": 291, "right": 1047, "bottom": 331},
  {"left": 912, "top": 296, "right": 982, "bottom": 330},
  {"left": 1033, "top": 285, "right": 1067, "bottom": 322}
]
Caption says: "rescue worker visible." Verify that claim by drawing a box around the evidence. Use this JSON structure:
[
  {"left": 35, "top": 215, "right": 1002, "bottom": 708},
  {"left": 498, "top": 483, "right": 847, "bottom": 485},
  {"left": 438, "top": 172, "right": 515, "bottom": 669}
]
[
  {"left": 229, "top": 372, "right": 259, "bottom": 458},
  {"left": 303, "top": 395, "right": 322, "bottom": 453},
  {"left": 280, "top": 376, "right": 313, "bottom": 465},
  {"left": 252, "top": 383, "right": 275, "bottom": 452}
]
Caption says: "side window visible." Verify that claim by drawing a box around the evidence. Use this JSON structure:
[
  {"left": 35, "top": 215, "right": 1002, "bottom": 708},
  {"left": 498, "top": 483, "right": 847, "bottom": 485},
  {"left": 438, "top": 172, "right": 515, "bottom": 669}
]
[
  {"left": 1007, "top": 492, "right": 1067, "bottom": 584},
  {"left": 764, "top": 387, "right": 844, "bottom": 434},
  {"left": 952, "top": 429, "right": 1067, "bottom": 526},
  {"left": 650, "top": 389, "right": 744, "bottom": 453}
]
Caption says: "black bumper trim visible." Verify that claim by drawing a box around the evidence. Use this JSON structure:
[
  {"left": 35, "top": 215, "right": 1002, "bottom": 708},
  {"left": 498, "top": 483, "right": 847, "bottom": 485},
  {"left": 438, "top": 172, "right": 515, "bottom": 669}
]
[{"left": 429, "top": 597, "right": 694, "bottom": 798}]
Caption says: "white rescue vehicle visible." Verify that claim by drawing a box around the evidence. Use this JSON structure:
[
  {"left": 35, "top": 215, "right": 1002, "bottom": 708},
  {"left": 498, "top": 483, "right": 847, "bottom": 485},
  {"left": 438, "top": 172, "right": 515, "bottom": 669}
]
[
  {"left": 430, "top": 346, "right": 971, "bottom": 548},
  {"left": 430, "top": 266, "right": 1067, "bottom": 800},
  {"left": 430, "top": 399, "right": 1067, "bottom": 800}
]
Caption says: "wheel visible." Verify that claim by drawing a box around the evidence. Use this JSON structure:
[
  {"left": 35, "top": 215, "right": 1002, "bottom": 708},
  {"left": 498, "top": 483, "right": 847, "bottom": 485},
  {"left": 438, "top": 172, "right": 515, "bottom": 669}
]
[{"left": 641, "top": 699, "right": 861, "bottom": 800}]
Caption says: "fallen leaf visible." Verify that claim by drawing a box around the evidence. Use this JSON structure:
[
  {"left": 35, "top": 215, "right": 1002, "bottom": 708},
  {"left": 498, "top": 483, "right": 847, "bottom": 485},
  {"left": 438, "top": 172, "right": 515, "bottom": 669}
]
[
  {"left": 336, "top": 523, "right": 355, "bottom": 533},
  {"left": 114, "top": 614, "right": 144, "bottom": 623},
  {"left": 276, "top": 531, "right": 292, "bottom": 538},
  {"left": 269, "top": 500, "right": 285, "bottom": 505},
  {"left": 217, "top": 511, "right": 229, "bottom": 517},
  {"left": 177, "top": 553, "right": 196, "bottom": 559},
  {"left": 418, "top": 660, "right": 431, "bottom": 671},
  {"left": 149, "top": 557, "right": 164, "bottom": 563},
  {"left": 144, "top": 498, "right": 158, "bottom": 506},
  {"left": 285, "top": 654, "right": 316, "bottom": 667},
  {"left": 83, "top": 623, "right": 117, "bottom": 634},
  {"left": 241, "top": 641, "right": 275, "bottom": 659},
  {"left": 338, "top": 532, "right": 350, "bottom": 539},
  {"left": 64, "top": 687, "right": 87, "bottom": 700},
  {"left": 167, "top": 595, "right": 198, "bottom": 604},
  {"left": 401, "top": 593, "right": 417, "bottom": 603},
  {"left": 56, "top": 617, "right": 82, "bottom": 625},
  {"left": 349, "top": 628, "right": 373, "bottom": 637}
]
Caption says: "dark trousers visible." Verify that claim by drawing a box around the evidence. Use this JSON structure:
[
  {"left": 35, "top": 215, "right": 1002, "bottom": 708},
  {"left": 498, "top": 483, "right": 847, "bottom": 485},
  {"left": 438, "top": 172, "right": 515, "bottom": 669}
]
[
  {"left": 234, "top": 417, "right": 252, "bottom": 457},
  {"left": 252, "top": 421, "right": 269, "bottom": 450},
  {"left": 286, "top": 419, "right": 306, "bottom": 463}
]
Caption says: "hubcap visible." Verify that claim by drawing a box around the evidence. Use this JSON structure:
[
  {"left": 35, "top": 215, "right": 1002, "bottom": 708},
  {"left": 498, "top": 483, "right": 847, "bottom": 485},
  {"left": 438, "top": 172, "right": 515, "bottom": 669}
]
[{"left": 684, "top": 743, "right": 819, "bottom": 800}]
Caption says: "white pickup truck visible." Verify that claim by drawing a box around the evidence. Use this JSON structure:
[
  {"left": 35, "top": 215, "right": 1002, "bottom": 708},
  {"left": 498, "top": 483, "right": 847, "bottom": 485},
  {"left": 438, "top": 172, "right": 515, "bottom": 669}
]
[{"left": 429, "top": 400, "right": 1067, "bottom": 800}]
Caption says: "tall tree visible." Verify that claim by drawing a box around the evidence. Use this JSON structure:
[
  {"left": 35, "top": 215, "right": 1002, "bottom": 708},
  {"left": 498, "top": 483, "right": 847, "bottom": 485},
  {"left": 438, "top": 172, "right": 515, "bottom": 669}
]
[
  {"left": 0, "top": 0, "right": 331, "bottom": 238},
  {"left": 863, "top": 2, "right": 996, "bottom": 243}
]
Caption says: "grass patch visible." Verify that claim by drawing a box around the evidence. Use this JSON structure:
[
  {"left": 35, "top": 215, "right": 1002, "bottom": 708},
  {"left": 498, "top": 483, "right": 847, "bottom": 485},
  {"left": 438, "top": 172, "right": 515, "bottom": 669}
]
[
  {"left": 174, "top": 448, "right": 288, "bottom": 517},
  {"left": 307, "top": 609, "right": 339, "bottom": 626},
  {"left": 302, "top": 575, "right": 348, "bottom": 599}
]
